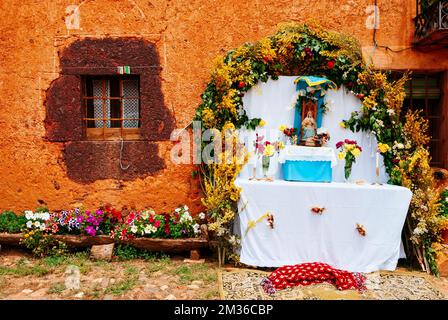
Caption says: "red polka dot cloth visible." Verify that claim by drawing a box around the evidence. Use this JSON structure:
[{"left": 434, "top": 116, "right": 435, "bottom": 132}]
[{"left": 260, "top": 262, "right": 367, "bottom": 295}]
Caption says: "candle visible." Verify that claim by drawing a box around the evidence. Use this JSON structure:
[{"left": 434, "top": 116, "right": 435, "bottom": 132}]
[{"left": 375, "top": 152, "right": 380, "bottom": 182}]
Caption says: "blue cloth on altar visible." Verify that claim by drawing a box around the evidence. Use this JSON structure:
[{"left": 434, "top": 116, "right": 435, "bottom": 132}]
[
  {"left": 293, "top": 76, "right": 337, "bottom": 140},
  {"left": 283, "top": 160, "right": 332, "bottom": 183}
]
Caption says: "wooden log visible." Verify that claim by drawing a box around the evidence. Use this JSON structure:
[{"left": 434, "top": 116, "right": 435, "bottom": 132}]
[
  {"left": 53, "top": 235, "right": 114, "bottom": 248},
  {"left": 125, "top": 238, "right": 208, "bottom": 253},
  {"left": 0, "top": 233, "right": 22, "bottom": 246},
  {"left": 0, "top": 232, "right": 208, "bottom": 253}
]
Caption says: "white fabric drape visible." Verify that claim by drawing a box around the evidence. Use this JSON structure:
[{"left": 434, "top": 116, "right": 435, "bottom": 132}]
[
  {"left": 235, "top": 179, "right": 412, "bottom": 272},
  {"left": 238, "top": 76, "right": 389, "bottom": 183}
]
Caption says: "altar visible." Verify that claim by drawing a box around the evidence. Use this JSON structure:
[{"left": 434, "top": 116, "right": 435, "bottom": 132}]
[
  {"left": 234, "top": 76, "right": 413, "bottom": 273},
  {"left": 235, "top": 179, "right": 412, "bottom": 273}
]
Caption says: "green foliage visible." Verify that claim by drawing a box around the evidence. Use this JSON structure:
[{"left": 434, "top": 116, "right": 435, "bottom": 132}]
[
  {"left": 20, "top": 230, "right": 68, "bottom": 258},
  {"left": 0, "top": 211, "right": 26, "bottom": 233},
  {"left": 48, "top": 283, "right": 65, "bottom": 294},
  {"left": 439, "top": 190, "right": 448, "bottom": 218},
  {"left": 113, "top": 244, "right": 169, "bottom": 261},
  {"left": 424, "top": 239, "right": 439, "bottom": 277}
]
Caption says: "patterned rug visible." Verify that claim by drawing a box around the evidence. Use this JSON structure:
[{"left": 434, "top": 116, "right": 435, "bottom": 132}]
[{"left": 219, "top": 268, "right": 448, "bottom": 300}]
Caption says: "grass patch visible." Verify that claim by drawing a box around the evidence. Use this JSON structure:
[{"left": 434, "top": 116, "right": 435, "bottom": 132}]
[
  {"left": 170, "top": 263, "right": 217, "bottom": 285},
  {"left": 0, "top": 259, "right": 49, "bottom": 277},
  {"left": 48, "top": 282, "right": 65, "bottom": 294},
  {"left": 200, "top": 289, "right": 219, "bottom": 300},
  {"left": 105, "top": 276, "right": 138, "bottom": 296},
  {"left": 145, "top": 256, "right": 172, "bottom": 275}
]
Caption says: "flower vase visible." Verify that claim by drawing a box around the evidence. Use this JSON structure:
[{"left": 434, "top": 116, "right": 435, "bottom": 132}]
[
  {"left": 344, "top": 163, "right": 353, "bottom": 183},
  {"left": 262, "top": 156, "right": 271, "bottom": 178}
]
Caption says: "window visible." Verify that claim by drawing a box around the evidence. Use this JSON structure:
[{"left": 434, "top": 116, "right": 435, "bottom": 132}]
[
  {"left": 82, "top": 75, "right": 140, "bottom": 140},
  {"left": 392, "top": 72, "right": 444, "bottom": 167}
]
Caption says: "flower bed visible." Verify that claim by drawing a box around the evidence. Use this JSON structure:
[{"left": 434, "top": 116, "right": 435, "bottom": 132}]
[{"left": 0, "top": 205, "right": 209, "bottom": 256}]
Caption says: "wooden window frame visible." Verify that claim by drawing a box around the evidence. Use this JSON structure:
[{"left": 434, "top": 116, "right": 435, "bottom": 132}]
[
  {"left": 391, "top": 71, "right": 444, "bottom": 167},
  {"left": 82, "top": 75, "right": 141, "bottom": 141}
]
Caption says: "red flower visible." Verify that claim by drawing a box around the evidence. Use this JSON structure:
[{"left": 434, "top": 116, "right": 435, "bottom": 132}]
[
  {"left": 304, "top": 47, "right": 313, "bottom": 56},
  {"left": 154, "top": 220, "right": 161, "bottom": 228},
  {"left": 238, "top": 81, "right": 246, "bottom": 89},
  {"left": 327, "top": 60, "right": 335, "bottom": 70},
  {"left": 356, "top": 93, "right": 364, "bottom": 99},
  {"left": 336, "top": 141, "right": 343, "bottom": 149},
  {"left": 264, "top": 141, "right": 271, "bottom": 146},
  {"left": 392, "top": 158, "right": 400, "bottom": 164},
  {"left": 346, "top": 81, "right": 354, "bottom": 88}
]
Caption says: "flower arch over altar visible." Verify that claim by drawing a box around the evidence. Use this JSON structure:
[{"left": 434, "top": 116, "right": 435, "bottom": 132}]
[{"left": 194, "top": 23, "right": 447, "bottom": 273}]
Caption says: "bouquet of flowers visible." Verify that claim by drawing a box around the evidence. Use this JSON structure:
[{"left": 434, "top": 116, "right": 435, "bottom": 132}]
[
  {"left": 111, "top": 205, "right": 201, "bottom": 241},
  {"left": 279, "top": 125, "right": 298, "bottom": 144},
  {"left": 336, "top": 139, "right": 362, "bottom": 181}
]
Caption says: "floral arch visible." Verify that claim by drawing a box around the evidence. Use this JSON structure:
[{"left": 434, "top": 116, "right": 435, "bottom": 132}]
[{"left": 194, "top": 23, "right": 447, "bottom": 273}]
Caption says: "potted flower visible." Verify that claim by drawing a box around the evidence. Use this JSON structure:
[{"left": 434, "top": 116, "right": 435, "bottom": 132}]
[
  {"left": 262, "top": 142, "right": 275, "bottom": 178},
  {"left": 336, "top": 139, "right": 362, "bottom": 182}
]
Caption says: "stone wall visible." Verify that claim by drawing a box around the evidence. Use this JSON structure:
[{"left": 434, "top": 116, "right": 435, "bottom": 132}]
[{"left": 0, "top": 0, "right": 447, "bottom": 213}]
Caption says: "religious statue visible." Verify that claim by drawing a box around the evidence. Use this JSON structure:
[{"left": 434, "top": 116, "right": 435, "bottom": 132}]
[{"left": 300, "top": 101, "right": 318, "bottom": 147}]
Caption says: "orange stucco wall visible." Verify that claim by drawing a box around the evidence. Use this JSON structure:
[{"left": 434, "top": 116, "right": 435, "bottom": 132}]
[{"left": 0, "top": 0, "right": 447, "bottom": 213}]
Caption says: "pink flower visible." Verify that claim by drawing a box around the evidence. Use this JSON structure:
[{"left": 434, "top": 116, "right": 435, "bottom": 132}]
[
  {"left": 154, "top": 220, "right": 161, "bottom": 228},
  {"left": 85, "top": 226, "right": 97, "bottom": 237},
  {"left": 336, "top": 141, "right": 343, "bottom": 149}
]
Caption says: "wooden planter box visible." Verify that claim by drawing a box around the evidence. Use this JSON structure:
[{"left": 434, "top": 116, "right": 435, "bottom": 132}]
[{"left": 0, "top": 232, "right": 209, "bottom": 254}]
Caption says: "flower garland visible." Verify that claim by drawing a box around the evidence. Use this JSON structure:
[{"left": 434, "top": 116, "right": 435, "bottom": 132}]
[{"left": 194, "top": 23, "right": 447, "bottom": 272}]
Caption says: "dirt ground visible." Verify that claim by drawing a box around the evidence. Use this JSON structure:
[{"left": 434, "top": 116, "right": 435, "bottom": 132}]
[
  {"left": 0, "top": 247, "right": 220, "bottom": 300},
  {"left": 1, "top": 246, "right": 448, "bottom": 300}
]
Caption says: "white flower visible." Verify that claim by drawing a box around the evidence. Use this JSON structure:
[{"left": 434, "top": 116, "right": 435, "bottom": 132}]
[
  {"left": 198, "top": 212, "right": 206, "bottom": 220},
  {"left": 445, "top": 197, "right": 448, "bottom": 203},
  {"left": 34, "top": 221, "right": 40, "bottom": 228},
  {"left": 193, "top": 224, "right": 200, "bottom": 234},
  {"left": 396, "top": 143, "right": 404, "bottom": 149},
  {"left": 175, "top": 208, "right": 181, "bottom": 213},
  {"left": 26, "top": 221, "right": 33, "bottom": 229},
  {"left": 130, "top": 225, "right": 138, "bottom": 234},
  {"left": 42, "top": 212, "right": 50, "bottom": 221},
  {"left": 141, "top": 211, "right": 149, "bottom": 220},
  {"left": 144, "top": 225, "right": 155, "bottom": 234},
  {"left": 39, "top": 224, "right": 46, "bottom": 231},
  {"left": 183, "top": 205, "right": 189, "bottom": 211},
  {"left": 387, "top": 109, "right": 395, "bottom": 116},
  {"left": 25, "top": 211, "right": 33, "bottom": 220}
]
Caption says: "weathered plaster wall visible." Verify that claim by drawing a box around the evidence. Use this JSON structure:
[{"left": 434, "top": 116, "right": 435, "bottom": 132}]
[{"left": 0, "top": 0, "right": 446, "bottom": 213}]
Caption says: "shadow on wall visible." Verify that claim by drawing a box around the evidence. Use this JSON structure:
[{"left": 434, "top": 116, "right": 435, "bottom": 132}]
[{"left": 44, "top": 38, "right": 174, "bottom": 184}]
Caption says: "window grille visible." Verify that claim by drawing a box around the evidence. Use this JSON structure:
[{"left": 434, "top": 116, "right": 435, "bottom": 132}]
[{"left": 83, "top": 75, "right": 140, "bottom": 140}]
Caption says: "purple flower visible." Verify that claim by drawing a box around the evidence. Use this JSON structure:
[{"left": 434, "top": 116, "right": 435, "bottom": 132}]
[
  {"left": 76, "top": 215, "right": 84, "bottom": 223},
  {"left": 85, "top": 226, "right": 97, "bottom": 236}
]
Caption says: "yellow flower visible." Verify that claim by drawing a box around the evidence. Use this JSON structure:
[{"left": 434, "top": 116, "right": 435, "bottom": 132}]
[
  {"left": 344, "top": 144, "right": 355, "bottom": 151},
  {"left": 351, "top": 147, "right": 361, "bottom": 157},
  {"left": 263, "top": 144, "right": 275, "bottom": 157},
  {"left": 338, "top": 151, "right": 346, "bottom": 160},
  {"left": 279, "top": 125, "right": 287, "bottom": 131},
  {"left": 377, "top": 143, "right": 390, "bottom": 153},
  {"left": 339, "top": 122, "right": 346, "bottom": 128},
  {"left": 277, "top": 141, "right": 285, "bottom": 150},
  {"left": 259, "top": 119, "right": 266, "bottom": 127}
]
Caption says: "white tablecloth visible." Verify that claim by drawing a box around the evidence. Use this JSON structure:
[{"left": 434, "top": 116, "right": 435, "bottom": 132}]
[
  {"left": 278, "top": 145, "right": 337, "bottom": 166},
  {"left": 235, "top": 179, "right": 412, "bottom": 273}
]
